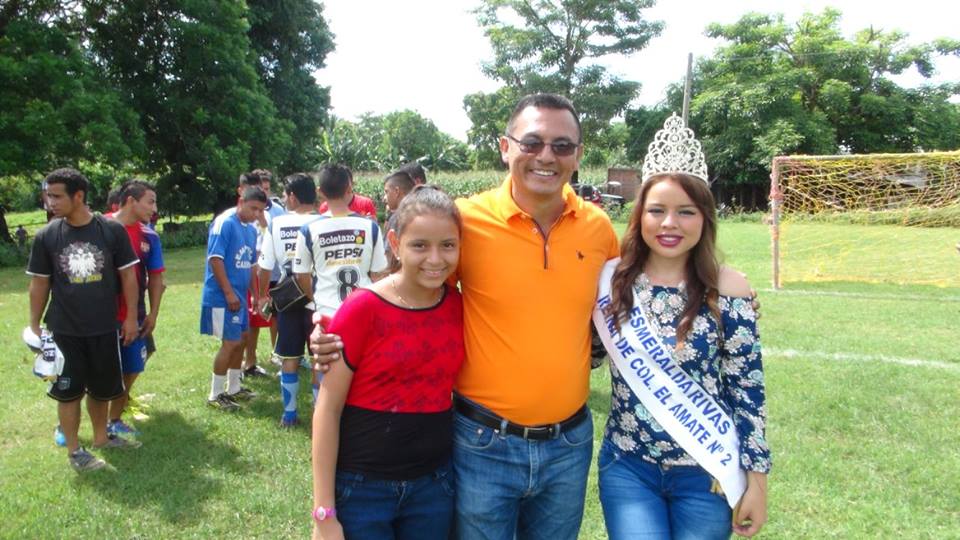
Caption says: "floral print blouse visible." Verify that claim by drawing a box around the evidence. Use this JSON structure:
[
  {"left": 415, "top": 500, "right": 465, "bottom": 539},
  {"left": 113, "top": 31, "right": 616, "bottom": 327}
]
[{"left": 603, "top": 275, "right": 772, "bottom": 473}]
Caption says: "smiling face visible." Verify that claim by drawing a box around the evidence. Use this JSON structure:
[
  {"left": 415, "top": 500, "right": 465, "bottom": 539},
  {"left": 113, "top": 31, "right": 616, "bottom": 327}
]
[
  {"left": 500, "top": 106, "right": 583, "bottom": 209},
  {"left": 389, "top": 213, "right": 460, "bottom": 292},
  {"left": 639, "top": 178, "right": 705, "bottom": 265}
]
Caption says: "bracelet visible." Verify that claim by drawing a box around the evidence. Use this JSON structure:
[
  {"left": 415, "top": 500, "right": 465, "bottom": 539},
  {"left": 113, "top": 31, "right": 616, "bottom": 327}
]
[{"left": 313, "top": 506, "right": 336, "bottom": 522}]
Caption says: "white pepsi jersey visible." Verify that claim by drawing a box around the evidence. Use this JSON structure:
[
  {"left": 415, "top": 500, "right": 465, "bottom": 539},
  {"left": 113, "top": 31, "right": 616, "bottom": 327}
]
[
  {"left": 259, "top": 212, "right": 321, "bottom": 278},
  {"left": 293, "top": 214, "right": 388, "bottom": 316}
]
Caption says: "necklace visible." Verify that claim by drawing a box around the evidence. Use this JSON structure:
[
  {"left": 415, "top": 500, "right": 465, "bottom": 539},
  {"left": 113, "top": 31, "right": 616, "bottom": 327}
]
[{"left": 391, "top": 276, "right": 440, "bottom": 309}]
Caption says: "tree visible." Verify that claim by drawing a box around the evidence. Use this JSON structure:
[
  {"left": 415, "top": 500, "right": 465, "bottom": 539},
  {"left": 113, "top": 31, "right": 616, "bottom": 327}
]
[
  {"left": 316, "top": 111, "right": 470, "bottom": 172},
  {"left": 470, "top": 0, "right": 663, "bottom": 147},
  {"left": 675, "top": 9, "right": 960, "bottom": 186},
  {"left": 0, "top": 2, "right": 143, "bottom": 241},
  {"left": 246, "top": 0, "right": 335, "bottom": 172},
  {"left": 84, "top": 0, "right": 294, "bottom": 212}
]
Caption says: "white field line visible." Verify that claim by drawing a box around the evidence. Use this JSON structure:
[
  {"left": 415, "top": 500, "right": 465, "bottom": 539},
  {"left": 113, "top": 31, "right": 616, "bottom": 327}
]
[
  {"left": 759, "top": 288, "right": 960, "bottom": 302},
  {"left": 766, "top": 347, "right": 960, "bottom": 372}
]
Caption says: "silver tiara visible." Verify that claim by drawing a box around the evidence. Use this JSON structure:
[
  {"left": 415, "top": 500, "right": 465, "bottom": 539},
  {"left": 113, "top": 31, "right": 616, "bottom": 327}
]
[{"left": 641, "top": 113, "right": 708, "bottom": 184}]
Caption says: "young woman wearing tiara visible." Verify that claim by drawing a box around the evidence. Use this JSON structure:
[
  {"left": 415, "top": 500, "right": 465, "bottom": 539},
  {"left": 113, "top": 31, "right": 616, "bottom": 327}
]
[
  {"left": 311, "top": 185, "right": 464, "bottom": 540},
  {"left": 593, "top": 114, "right": 771, "bottom": 539}
]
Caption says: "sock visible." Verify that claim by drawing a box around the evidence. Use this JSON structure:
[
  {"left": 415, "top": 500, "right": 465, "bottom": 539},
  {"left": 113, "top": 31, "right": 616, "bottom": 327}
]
[
  {"left": 280, "top": 371, "right": 299, "bottom": 422},
  {"left": 210, "top": 374, "right": 226, "bottom": 400},
  {"left": 227, "top": 369, "right": 242, "bottom": 395}
]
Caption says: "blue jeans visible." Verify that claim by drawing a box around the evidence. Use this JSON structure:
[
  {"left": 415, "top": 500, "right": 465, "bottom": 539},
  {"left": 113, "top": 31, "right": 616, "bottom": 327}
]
[
  {"left": 598, "top": 439, "right": 732, "bottom": 540},
  {"left": 451, "top": 407, "right": 593, "bottom": 540},
  {"left": 335, "top": 462, "right": 455, "bottom": 540}
]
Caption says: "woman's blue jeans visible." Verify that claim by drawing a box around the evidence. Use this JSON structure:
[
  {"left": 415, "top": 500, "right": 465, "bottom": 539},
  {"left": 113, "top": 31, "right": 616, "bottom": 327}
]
[
  {"left": 335, "top": 461, "right": 455, "bottom": 540},
  {"left": 598, "top": 439, "right": 732, "bottom": 540}
]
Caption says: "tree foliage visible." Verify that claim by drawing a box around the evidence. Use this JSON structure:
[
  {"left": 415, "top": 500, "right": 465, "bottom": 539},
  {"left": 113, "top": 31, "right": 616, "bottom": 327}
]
[
  {"left": 0, "top": 1, "right": 144, "bottom": 241},
  {"left": 469, "top": 0, "right": 663, "bottom": 150},
  {"left": 661, "top": 9, "right": 960, "bottom": 186},
  {"left": 246, "top": 0, "right": 335, "bottom": 172},
  {"left": 83, "top": 0, "right": 295, "bottom": 211},
  {"left": 317, "top": 111, "right": 470, "bottom": 172}
]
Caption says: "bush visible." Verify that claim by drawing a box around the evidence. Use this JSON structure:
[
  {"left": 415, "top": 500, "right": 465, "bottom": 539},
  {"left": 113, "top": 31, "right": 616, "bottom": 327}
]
[
  {"left": 0, "top": 241, "right": 30, "bottom": 268},
  {"left": 159, "top": 220, "right": 210, "bottom": 250}
]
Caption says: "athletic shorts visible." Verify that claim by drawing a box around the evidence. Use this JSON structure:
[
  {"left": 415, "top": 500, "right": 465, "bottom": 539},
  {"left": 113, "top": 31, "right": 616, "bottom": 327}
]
[
  {"left": 48, "top": 332, "right": 125, "bottom": 402},
  {"left": 120, "top": 337, "right": 148, "bottom": 374},
  {"left": 247, "top": 286, "right": 273, "bottom": 328},
  {"left": 200, "top": 305, "right": 249, "bottom": 342},
  {"left": 274, "top": 305, "right": 315, "bottom": 359}
]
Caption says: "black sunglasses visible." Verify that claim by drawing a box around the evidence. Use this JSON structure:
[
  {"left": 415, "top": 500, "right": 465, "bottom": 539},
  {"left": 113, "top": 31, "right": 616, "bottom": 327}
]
[{"left": 505, "top": 134, "right": 580, "bottom": 157}]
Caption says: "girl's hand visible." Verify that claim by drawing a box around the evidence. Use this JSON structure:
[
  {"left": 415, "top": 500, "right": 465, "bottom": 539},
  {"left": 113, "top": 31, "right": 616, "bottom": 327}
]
[
  {"left": 313, "top": 518, "right": 345, "bottom": 540},
  {"left": 733, "top": 472, "right": 767, "bottom": 537}
]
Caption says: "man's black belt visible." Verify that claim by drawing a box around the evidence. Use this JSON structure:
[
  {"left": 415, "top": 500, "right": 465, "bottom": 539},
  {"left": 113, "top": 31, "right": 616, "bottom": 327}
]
[{"left": 453, "top": 395, "right": 588, "bottom": 441}]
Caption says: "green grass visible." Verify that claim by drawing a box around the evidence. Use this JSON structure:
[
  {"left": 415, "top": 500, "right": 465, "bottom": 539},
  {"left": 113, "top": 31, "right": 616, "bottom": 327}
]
[
  {"left": 780, "top": 221, "right": 960, "bottom": 287},
  {"left": 1, "top": 221, "right": 958, "bottom": 538}
]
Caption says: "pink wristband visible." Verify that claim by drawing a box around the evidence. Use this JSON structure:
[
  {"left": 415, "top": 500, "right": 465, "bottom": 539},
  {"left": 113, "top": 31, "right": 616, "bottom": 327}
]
[{"left": 313, "top": 506, "right": 336, "bottom": 522}]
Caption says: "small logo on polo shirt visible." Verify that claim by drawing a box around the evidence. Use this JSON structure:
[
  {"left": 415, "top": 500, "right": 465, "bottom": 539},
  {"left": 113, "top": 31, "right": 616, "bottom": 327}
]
[{"left": 577, "top": 250, "right": 584, "bottom": 261}]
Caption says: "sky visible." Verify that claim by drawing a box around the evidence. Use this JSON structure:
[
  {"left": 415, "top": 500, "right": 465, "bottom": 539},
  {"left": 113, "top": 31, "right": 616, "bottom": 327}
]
[{"left": 315, "top": 0, "right": 959, "bottom": 141}]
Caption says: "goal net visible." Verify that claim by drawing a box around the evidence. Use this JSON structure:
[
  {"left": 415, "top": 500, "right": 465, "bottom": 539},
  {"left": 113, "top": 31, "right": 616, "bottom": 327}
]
[{"left": 769, "top": 151, "right": 960, "bottom": 288}]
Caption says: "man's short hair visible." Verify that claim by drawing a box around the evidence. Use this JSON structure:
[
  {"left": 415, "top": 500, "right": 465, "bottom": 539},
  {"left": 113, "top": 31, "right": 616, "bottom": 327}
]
[
  {"left": 119, "top": 179, "right": 156, "bottom": 205},
  {"left": 241, "top": 186, "right": 268, "bottom": 203},
  {"left": 398, "top": 162, "right": 427, "bottom": 184},
  {"left": 318, "top": 164, "right": 353, "bottom": 200},
  {"left": 384, "top": 171, "right": 416, "bottom": 195},
  {"left": 506, "top": 93, "right": 582, "bottom": 143},
  {"left": 251, "top": 169, "right": 273, "bottom": 182},
  {"left": 106, "top": 186, "right": 123, "bottom": 209},
  {"left": 44, "top": 168, "right": 90, "bottom": 199},
  {"left": 239, "top": 172, "right": 262, "bottom": 187},
  {"left": 284, "top": 173, "right": 317, "bottom": 205}
]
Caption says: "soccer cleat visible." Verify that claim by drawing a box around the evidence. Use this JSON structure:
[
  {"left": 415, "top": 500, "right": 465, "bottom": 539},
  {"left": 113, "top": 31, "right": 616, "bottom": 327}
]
[
  {"left": 279, "top": 415, "right": 300, "bottom": 429},
  {"left": 242, "top": 365, "right": 269, "bottom": 378},
  {"left": 69, "top": 447, "right": 106, "bottom": 472},
  {"left": 107, "top": 419, "right": 140, "bottom": 438},
  {"left": 94, "top": 434, "right": 142, "bottom": 450},
  {"left": 207, "top": 393, "right": 241, "bottom": 411},
  {"left": 54, "top": 425, "right": 66, "bottom": 447},
  {"left": 228, "top": 387, "right": 258, "bottom": 401}
]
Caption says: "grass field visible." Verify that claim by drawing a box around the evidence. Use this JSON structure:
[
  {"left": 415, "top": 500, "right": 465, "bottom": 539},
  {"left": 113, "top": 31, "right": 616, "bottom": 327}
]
[{"left": 0, "top": 220, "right": 958, "bottom": 539}]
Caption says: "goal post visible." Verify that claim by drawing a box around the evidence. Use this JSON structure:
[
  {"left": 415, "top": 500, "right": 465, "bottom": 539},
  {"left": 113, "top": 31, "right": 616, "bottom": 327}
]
[{"left": 769, "top": 151, "right": 960, "bottom": 289}]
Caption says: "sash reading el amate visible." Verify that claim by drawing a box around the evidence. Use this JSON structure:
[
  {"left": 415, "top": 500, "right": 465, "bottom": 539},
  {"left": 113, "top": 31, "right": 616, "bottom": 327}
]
[{"left": 593, "top": 259, "right": 746, "bottom": 508}]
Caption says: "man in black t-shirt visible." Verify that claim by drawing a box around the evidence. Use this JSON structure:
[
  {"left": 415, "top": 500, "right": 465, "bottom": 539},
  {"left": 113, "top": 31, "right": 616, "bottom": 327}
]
[{"left": 27, "top": 168, "right": 142, "bottom": 472}]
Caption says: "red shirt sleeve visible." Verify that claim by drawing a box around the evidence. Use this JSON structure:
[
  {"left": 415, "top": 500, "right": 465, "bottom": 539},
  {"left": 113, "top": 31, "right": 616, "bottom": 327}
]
[{"left": 327, "top": 289, "right": 373, "bottom": 371}]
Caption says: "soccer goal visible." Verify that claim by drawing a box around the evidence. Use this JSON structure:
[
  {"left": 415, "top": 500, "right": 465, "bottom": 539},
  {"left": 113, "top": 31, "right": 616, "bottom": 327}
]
[{"left": 769, "top": 151, "right": 960, "bottom": 289}]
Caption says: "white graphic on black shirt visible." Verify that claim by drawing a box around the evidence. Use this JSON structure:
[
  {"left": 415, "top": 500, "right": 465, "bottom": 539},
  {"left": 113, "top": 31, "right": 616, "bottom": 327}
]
[{"left": 58, "top": 242, "right": 105, "bottom": 283}]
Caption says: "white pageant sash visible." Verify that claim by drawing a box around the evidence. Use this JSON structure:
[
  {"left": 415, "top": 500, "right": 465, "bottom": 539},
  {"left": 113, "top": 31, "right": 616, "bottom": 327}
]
[{"left": 593, "top": 259, "right": 746, "bottom": 508}]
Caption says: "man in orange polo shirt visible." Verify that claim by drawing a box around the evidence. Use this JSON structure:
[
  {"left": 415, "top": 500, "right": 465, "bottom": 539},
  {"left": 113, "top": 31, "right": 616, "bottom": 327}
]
[
  {"left": 309, "top": 94, "right": 617, "bottom": 539},
  {"left": 449, "top": 94, "right": 618, "bottom": 540}
]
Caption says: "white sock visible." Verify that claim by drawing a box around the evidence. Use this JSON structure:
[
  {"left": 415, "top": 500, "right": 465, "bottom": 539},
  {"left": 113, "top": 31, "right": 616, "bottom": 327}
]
[
  {"left": 227, "top": 369, "right": 242, "bottom": 395},
  {"left": 209, "top": 374, "right": 226, "bottom": 400}
]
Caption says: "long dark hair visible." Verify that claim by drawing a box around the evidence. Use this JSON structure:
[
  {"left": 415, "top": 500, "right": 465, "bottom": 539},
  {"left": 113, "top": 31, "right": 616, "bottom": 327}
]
[{"left": 606, "top": 174, "right": 722, "bottom": 346}]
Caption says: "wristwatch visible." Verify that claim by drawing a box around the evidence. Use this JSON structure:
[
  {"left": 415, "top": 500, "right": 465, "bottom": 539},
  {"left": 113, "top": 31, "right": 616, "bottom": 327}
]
[{"left": 313, "top": 506, "right": 336, "bottom": 522}]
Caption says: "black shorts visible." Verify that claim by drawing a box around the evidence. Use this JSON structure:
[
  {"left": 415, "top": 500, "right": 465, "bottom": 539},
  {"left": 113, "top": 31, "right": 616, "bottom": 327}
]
[
  {"left": 145, "top": 334, "right": 157, "bottom": 355},
  {"left": 48, "top": 332, "right": 125, "bottom": 402},
  {"left": 274, "top": 305, "right": 315, "bottom": 359}
]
